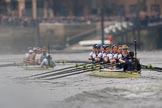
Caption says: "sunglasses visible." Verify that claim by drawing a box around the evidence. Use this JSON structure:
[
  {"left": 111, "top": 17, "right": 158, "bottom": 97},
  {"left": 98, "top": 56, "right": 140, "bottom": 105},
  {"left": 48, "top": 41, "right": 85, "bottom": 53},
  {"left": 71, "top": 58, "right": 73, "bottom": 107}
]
[{"left": 122, "top": 48, "right": 128, "bottom": 50}]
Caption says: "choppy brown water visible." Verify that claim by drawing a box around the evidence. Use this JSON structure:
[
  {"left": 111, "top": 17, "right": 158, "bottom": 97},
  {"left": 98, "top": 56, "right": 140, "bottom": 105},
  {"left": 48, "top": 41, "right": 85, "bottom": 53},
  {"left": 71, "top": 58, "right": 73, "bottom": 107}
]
[{"left": 0, "top": 51, "right": 162, "bottom": 108}]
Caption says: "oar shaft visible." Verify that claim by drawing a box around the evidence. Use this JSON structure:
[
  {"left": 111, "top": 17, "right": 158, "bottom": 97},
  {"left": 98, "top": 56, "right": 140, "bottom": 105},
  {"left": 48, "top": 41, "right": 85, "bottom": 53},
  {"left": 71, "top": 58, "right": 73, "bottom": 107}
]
[
  {"left": 55, "top": 60, "right": 90, "bottom": 64},
  {"left": 45, "top": 69, "right": 94, "bottom": 80},
  {"left": 0, "top": 62, "right": 22, "bottom": 67},
  {"left": 31, "top": 66, "right": 74, "bottom": 77},
  {"left": 31, "top": 62, "right": 123, "bottom": 80},
  {"left": 141, "top": 64, "right": 162, "bottom": 72},
  {"left": 35, "top": 63, "right": 100, "bottom": 79},
  {"left": 39, "top": 63, "right": 120, "bottom": 79},
  {"left": 36, "top": 68, "right": 83, "bottom": 79},
  {"left": 30, "top": 62, "right": 93, "bottom": 77},
  {"left": 0, "top": 63, "right": 14, "bottom": 67}
]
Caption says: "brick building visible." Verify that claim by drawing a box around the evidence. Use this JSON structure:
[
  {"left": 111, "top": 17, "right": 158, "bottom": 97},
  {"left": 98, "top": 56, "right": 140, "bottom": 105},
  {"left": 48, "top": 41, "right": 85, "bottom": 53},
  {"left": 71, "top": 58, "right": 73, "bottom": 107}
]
[
  {"left": 115, "top": 0, "right": 162, "bottom": 17},
  {"left": 0, "top": 0, "right": 162, "bottom": 19}
]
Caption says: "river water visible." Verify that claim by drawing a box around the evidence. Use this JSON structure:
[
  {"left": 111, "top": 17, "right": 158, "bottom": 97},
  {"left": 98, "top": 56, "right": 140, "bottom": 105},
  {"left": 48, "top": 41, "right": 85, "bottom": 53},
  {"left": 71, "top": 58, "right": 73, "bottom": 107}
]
[{"left": 0, "top": 51, "right": 162, "bottom": 108}]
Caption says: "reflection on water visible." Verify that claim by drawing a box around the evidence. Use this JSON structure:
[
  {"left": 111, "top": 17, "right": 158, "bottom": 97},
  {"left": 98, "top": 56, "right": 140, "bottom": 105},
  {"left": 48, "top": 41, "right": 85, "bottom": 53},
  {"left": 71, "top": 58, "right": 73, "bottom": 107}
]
[{"left": 0, "top": 51, "right": 162, "bottom": 108}]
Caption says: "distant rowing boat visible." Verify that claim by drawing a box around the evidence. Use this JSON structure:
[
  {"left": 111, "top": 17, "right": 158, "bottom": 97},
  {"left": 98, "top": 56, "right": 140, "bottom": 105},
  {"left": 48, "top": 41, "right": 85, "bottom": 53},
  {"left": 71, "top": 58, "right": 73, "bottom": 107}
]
[{"left": 89, "top": 69, "right": 141, "bottom": 78}]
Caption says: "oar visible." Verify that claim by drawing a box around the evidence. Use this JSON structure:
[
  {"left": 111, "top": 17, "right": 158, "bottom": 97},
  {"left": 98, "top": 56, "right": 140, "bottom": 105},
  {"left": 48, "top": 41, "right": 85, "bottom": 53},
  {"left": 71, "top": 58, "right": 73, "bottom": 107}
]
[
  {"left": 36, "top": 68, "right": 84, "bottom": 79},
  {"left": 45, "top": 69, "right": 94, "bottom": 80},
  {"left": 55, "top": 60, "right": 90, "bottom": 64},
  {"left": 0, "top": 63, "right": 15, "bottom": 67},
  {"left": 79, "top": 63, "right": 120, "bottom": 71},
  {"left": 33, "top": 63, "right": 100, "bottom": 79},
  {"left": 0, "top": 62, "right": 23, "bottom": 67},
  {"left": 37, "top": 63, "right": 120, "bottom": 80},
  {"left": 141, "top": 64, "right": 162, "bottom": 72},
  {"left": 44, "top": 63, "right": 121, "bottom": 80},
  {"left": 30, "top": 62, "right": 93, "bottom": 77}
]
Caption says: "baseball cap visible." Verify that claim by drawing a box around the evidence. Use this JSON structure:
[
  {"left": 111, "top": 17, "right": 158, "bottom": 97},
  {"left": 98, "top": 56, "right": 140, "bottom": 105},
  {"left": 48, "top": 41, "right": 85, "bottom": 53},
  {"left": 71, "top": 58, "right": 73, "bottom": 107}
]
[{"left": 29, "top": 50, "right": 33, "bottom": 53}]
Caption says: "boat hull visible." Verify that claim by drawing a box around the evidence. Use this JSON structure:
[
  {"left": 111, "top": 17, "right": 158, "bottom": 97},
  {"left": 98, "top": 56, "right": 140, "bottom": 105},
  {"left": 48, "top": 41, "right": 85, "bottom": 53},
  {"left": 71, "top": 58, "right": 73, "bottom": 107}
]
[{"left": 89, "top": 70, "right": 141, "bottom": 78}]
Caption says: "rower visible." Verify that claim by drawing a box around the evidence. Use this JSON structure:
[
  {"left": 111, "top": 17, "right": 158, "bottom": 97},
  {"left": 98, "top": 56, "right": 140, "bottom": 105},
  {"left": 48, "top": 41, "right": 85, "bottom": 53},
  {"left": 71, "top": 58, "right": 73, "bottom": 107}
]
[
  {"left": 23, "top": 47, "right": 32, "bottom": 64},
  {"left": 35, "top": 47, "right": 42, "bottom": 65},
  {"left": 118, "top": 44, "right": 129, "bottom": 64},
  {"left": 116, "top": 45, "right": 123, "bottom": 69},
  {"left": 40, "top": 47, "right": 56, "bottom": 68},
  {"left": 110, "top": 44, "right": 118, "bottom": 64},
  {"left": 28, "top": 47, "right": 37, "bottom": 65},
  {"left": 88, "top": 44, "right": 102, "bottom": 63},
  {"left": 101, "top": 44, "right": 112, "bottom": 64},
  {"left": 117, "top": 45, "right": 123, "bottom": 56}
]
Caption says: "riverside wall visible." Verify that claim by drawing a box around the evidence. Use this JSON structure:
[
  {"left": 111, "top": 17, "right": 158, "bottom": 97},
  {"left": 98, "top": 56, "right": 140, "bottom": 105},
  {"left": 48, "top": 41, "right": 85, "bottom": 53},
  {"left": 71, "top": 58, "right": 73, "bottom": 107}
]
[
  {"left": 0, "top": 24, "right": 162, "bottom": 54},
  {"left": 0, "top": 24, "right": 96, "bottom": 53}
]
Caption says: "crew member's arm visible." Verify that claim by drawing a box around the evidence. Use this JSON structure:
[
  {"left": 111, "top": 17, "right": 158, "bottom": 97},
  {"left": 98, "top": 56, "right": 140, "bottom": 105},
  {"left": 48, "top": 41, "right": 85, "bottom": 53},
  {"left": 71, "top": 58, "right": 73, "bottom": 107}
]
[
  {"left": 118, "top": 54, "right": 126, "bottom": 64},
  {"left": 119, "top": 58, "right": 126, "bottom": 64},
  {"left": 88, "top": 52, "right": 93, "bottom": 60}
]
